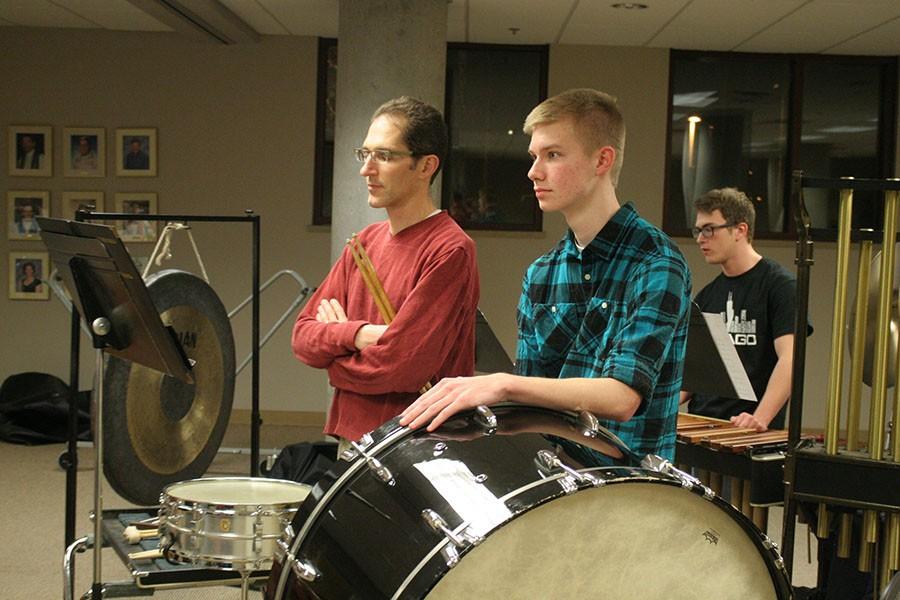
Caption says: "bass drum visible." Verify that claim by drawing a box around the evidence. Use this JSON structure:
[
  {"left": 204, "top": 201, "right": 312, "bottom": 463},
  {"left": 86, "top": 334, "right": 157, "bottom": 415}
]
[{"left": 266, "top": 406, "right": 791, "bottom": 600}]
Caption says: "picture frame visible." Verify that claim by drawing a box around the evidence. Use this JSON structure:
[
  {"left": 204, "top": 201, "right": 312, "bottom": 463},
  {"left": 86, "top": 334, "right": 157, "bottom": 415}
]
[
  {"left": 62, "top": 191, "right": 104, "bottom": 220},
  {"left": 63, "top": 127, "right": 105, "bottom": 177},
  {"left": 114, "top": 192, "right": 157, "bottom": 242},
  {"left": 8, "top": 125, "right": 52, "bottom": 177},
  {"left": 9, "top": 251, "right": 50, "bottom": 300},
  {"left": 115, "top": 128, "right": 156, "bottom": 176},
  {"left": 7, "top": 191, "right": 50, "bottom": 240}
]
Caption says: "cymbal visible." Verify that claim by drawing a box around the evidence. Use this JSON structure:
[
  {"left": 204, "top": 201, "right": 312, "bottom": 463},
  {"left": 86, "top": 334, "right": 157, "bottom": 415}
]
[{"left": 101, "top": 269, "right": 235, "bottom": 505}]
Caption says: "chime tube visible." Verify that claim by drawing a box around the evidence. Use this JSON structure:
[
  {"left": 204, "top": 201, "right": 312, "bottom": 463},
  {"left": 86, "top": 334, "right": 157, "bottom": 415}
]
[
  {"left": 820, "top": 185, "right": 854, "bottom": 536},
  {"left": 847, "top": 241, "right": 872, "bottom": 452},
  {"left": 864, "top": 189, "right": 899, "bottom": 547}
]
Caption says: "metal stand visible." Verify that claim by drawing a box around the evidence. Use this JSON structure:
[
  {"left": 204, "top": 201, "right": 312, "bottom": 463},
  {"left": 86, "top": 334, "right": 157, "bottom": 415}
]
[
  {"left": 53, "top": 212, "right": 262, "bottom": 596},
  {"left": 91, "top": 336, "right": 108, "bottom": 600}
]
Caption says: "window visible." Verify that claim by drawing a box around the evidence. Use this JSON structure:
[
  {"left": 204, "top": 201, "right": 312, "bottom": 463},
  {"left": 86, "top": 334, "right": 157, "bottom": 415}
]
[
  {"left": 665, "top": 51, "right": 897, "bottom": 238},
  {"left": 442, "top": 44, "right": 547, "bottom": 231},
  {"left": 312, "top": 38, "right": 336, "bottom": 226},
  {"left": 312, "top": 40, "right": 548, "bottom": 230}
]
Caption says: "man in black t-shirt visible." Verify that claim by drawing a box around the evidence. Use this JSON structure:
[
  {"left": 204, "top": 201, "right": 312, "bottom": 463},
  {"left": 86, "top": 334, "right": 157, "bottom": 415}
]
[{"left": 683, "top": 188, "right": 810, "bottom": 431}]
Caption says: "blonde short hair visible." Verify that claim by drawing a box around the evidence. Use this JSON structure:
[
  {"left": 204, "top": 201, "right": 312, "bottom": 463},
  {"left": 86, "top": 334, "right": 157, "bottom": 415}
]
[{"left": 523, "top": 88, "right": 626, "bottom": 186}]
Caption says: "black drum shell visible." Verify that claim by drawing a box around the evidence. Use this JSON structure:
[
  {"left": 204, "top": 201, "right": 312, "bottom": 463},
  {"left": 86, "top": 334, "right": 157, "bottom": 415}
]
[{"left": 266, "top": 406, "right": 792, "bottom": 600}]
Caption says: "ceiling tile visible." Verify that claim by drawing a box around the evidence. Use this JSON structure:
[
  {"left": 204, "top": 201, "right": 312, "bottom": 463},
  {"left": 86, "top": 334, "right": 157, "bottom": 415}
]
[
  {"left": 66, "top": 0, "right": 172, "bottom": 31},
  {"left": 735, "top": 0, "right": 900, "bottom": 54},
  {"left": 467, "top": 0, "right": 574, "bottom": 44},
  {"left": 828, "top": 14, "right": 900, "bottom": 55},
  {"left": 255, "top": 0, "right": 338, "bottom": 36},
  {"left": 560, "top": 0, "right": 686, "bottom": 46},
  {"left": 220, "top": 0, "right": 291, "bottom": 34},
  {"left": 0, "top": 0, "right": 94, "bottom": 28},
  {"left": 649, "top": 0, "right": 806, "bottom": 51}
]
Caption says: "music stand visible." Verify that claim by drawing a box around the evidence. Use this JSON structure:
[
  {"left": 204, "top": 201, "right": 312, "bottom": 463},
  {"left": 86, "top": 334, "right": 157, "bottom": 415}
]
[
  {"left": 475, "top": 309, "right": 515, "bottom": 374},
  {"left": 682, "top": 302, "right": 757, "bottom": 402},
  {"left": 38, "top": 216, "right": 193, "bottom": 600}
]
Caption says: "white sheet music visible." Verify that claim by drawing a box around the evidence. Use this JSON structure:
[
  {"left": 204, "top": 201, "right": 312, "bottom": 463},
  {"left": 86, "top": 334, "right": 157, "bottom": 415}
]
[{"left": 702, "top": 312, "right": 758, "bottom": 403}]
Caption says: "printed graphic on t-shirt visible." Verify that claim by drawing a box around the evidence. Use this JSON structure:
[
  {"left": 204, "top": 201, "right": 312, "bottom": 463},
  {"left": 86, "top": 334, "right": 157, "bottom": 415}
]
[{"left": 717, "top": 292, "right": 757, "bottom": 346}]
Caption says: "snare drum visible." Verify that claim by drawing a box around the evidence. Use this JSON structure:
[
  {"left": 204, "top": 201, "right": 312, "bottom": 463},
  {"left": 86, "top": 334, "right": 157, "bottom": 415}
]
[
  {"left": 159, "top": 477, "right": 311, "bottom": 572},
  {"left": 266, "top": 406, "right": 791, "bottom": 599}
]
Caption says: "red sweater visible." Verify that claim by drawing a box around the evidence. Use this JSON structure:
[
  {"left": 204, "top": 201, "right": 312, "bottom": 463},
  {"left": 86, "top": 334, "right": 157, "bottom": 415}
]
[{"left": 292, "top": 212, "right": 479, "bottom": 440}]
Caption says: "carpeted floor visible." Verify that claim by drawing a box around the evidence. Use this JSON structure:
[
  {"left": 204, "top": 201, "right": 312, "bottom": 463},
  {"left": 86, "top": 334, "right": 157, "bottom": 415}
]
[
  {"left": 1, "top": 423, "right": 819, "bottom": 599},
  {"left": 1, "top": 423, "right": 323, "bottom": 600}
]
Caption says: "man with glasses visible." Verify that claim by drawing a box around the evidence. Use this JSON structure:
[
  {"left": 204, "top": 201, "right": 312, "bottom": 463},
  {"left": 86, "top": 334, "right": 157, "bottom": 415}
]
[
  {"left": 684, "top": 187, "right": 805, "bottom": 431},
  {"left": 292, "top": 96, "right": 479, "bottom": 454},
  {"left": 401, "top": 88, "right": 692, "bottom": 462}
]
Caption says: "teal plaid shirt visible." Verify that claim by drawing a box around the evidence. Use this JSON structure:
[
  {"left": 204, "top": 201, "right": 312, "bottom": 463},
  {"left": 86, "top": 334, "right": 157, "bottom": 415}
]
[{"left": 516, "top": 203, "right": 691, "bottom": 461}]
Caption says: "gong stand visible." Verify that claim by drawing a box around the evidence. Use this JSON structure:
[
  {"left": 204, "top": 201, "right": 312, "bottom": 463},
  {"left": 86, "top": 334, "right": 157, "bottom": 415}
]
[{"left": 53, "top": 212, "right": 262, "bottom": 590}]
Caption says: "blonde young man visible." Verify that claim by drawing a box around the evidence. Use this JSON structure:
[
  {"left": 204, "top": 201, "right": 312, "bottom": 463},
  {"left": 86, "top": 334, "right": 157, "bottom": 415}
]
[
  {"left": 292, "top": 97, "right": 480, "bottom": 450},
  {"left": 684, "top": 187, "right": 807, "bottom": 431},
  {"left": 401, "top": 89, "right": 691, "bottom": 461}
]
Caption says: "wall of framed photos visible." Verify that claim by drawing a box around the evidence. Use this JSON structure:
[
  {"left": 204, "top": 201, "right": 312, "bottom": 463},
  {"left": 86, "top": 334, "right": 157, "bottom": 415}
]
[
  {"left": 5, "top": 126, "right": 159, "bottom": 301},
  {"left": 0, "top": 29, "right": 329, "bottom": 421}
]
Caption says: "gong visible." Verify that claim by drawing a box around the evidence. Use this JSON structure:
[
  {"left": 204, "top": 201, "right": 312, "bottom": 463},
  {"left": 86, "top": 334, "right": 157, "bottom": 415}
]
[{"left": 102, "top": 269, "right": 235, "bottom": 505}]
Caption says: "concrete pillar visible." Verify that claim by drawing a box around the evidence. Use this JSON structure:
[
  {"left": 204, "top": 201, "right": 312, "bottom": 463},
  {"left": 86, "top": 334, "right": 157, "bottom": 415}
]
[{"left": 331, "top": 0, "right": 448, "bottom": 261}]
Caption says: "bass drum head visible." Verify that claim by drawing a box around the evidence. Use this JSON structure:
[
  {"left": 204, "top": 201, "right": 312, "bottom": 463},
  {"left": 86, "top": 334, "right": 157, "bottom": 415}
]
[
  {"left": 102, "top": 269, "right": 235, "bottom": 505},
  {"left": 429, "top": 480, "right": 781, "bottom": 600}
]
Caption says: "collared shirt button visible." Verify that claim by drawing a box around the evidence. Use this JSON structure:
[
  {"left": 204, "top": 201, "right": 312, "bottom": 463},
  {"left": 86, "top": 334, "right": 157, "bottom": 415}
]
[
  {"left": 601, "top": 301, "right": 608, "bottom": 309},
  {"left": 583, "top": 273, "right": 591, "bottom": 281},
  {"left": 550, "top": 305, "right": 557, "bottom": 313}
]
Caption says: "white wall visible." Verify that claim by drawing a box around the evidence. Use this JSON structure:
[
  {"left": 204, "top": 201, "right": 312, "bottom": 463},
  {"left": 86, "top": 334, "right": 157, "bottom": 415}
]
[{"left": 1, "top": 27, "right": 896, "bottom": 432}]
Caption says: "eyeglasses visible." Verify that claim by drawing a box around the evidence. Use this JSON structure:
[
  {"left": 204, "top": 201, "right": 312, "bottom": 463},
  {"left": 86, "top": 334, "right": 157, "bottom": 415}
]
[
  {"left": 691, "top": 223, "right": 735, "bottom": 239},
  {"left": 353, "top": 147, "right": 415, "bottom": 163}
]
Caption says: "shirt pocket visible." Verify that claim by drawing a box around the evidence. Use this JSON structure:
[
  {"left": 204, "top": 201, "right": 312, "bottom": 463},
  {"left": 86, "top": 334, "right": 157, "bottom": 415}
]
[
  {"left": 530, "top": 302, "right": 583, "bottom": 360},
  {"left": 574, "top": 296, "right": 617, "bottom": 355}
]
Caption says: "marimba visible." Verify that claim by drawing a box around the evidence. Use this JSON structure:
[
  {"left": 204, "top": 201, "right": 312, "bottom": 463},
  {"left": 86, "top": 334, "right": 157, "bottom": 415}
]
[{"left": 675, "top": 413, "right": 794, "bottom": 531}]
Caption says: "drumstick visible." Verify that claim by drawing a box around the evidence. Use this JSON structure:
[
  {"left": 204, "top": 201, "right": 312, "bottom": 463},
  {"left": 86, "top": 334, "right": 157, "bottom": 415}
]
[
  {"left": 348, "top": 236, "right": 395, "bottom": 322},
  {"left": 126, "top": 516, "right": 159, "bottom": 528},
  {"left": 347, "top": 235, "right": 431, "bottom": 394},
  {"left": 128, "top": 548, "right": 162, "bottom": 561},
  {"left": 123, "top": 525, "right": 159, "bottom": 544}
]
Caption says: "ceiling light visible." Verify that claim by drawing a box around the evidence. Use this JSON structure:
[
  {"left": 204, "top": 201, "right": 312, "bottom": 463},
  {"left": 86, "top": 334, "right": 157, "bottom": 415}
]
[
  {"left": 612, "top": 3, "right": 649, "bottom": 9},
  {"left": 673, "top": 91, "right": 717, "bottom": 108}
]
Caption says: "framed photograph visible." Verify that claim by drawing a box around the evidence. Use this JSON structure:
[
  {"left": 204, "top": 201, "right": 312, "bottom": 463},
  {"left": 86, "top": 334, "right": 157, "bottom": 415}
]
[
  {"left": 9, "top": 251, "right": 50, "bottom": 300},
  {"left": 8, "top": 125, "right": 52, "bottom": 177},
  {"left": 7, "top": 191, "right": 50, "bottom": 240},
  {"left": 62, "top": 191, "right": 104, "bottom": 220},
  {"left": 115, "top": 128, "right": 156, "bottom": 176},
  {"left": 63, "top": 127, "right": 105, "bottom": 177},
  {"left": 115, "top": 192, "right": 157, "bottom": 242}
]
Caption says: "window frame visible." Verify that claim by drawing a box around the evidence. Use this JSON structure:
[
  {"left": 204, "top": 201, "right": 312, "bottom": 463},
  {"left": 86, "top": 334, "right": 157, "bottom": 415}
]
[{"left": 663, "top": 49, "right": 897, "bottom": 241}]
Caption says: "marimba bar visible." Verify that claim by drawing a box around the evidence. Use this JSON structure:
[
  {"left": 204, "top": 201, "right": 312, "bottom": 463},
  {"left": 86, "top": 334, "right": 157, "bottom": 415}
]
[{"left": 675, "top": 413, "right": 792, "bottom": 531}]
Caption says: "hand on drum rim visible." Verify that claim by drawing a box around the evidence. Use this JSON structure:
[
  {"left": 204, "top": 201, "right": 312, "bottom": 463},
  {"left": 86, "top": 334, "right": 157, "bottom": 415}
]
[{"left": 400, "top": 373, "right": 508, "bottom": 431}]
